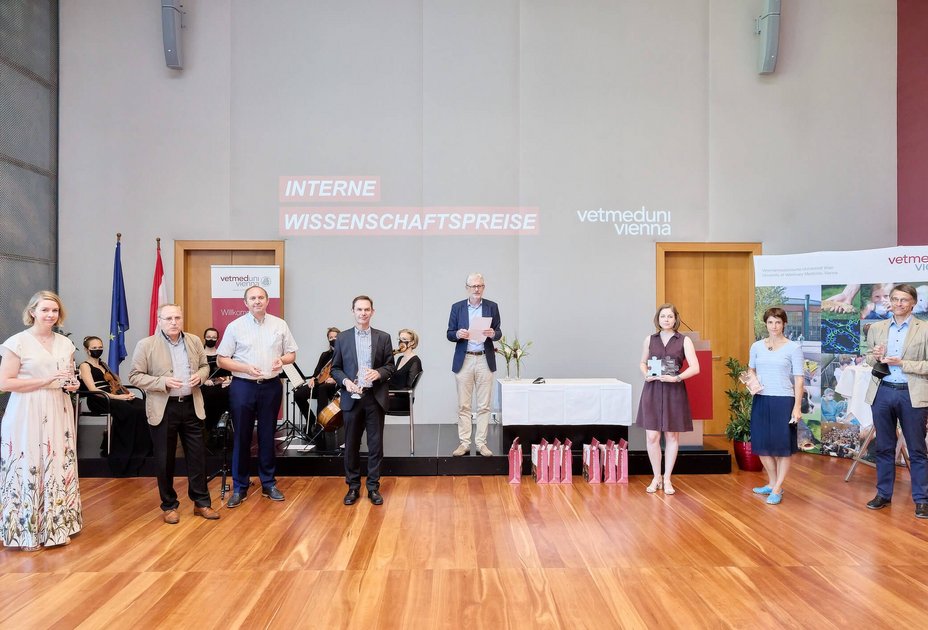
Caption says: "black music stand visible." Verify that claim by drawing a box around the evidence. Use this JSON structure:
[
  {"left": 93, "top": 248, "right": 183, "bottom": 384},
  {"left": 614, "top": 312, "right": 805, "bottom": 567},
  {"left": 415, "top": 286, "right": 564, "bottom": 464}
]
[
  {"left": 207, "top": 411, "right": 233, "bottom": 499},
  {"left": 280, "top": 363, "right": 315, "bottom": 450}
]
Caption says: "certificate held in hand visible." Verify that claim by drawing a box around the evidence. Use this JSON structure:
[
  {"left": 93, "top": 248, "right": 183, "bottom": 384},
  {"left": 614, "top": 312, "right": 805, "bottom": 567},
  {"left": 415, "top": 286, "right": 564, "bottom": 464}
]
[
  {"left": 467, "top": 316, "right": 493, "bottom": 343},
  {"left": 738, "top": 371, "right": 764, "bottom": 395}
]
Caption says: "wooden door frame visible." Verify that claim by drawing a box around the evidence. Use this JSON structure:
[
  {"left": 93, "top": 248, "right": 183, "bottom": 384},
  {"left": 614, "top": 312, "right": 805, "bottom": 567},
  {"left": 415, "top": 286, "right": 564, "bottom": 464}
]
[
  {"left": 656, "top": 242, "right": 762, "bottom": 309},
  {"left": 174, "top": 240, "right": 286, "bottom": 314}
]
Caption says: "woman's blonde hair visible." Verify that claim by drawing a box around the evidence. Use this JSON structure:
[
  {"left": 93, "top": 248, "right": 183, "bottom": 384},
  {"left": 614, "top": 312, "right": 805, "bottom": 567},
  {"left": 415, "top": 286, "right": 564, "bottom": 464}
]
[
  {"left": 399, "top": 328, "right": 419, "bottom": 350},
  {"left": 23, "top": 290, "right": 66, "bottom": 326}
]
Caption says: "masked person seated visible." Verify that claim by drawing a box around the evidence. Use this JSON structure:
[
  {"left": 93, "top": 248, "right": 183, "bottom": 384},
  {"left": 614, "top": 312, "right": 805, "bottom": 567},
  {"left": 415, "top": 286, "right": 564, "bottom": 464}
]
[
  {"left": 78, "top": 335, "right": 153, "bottom": 475},
  {"left": 388, "top": 328, "right": 423, "bottom": 413}
]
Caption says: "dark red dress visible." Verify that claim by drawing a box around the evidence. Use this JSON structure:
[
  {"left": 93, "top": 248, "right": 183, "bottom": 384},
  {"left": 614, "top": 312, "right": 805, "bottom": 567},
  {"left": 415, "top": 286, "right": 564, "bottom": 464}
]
[{"left": 635, "top": 332, "right": 694, "bottom": 432}]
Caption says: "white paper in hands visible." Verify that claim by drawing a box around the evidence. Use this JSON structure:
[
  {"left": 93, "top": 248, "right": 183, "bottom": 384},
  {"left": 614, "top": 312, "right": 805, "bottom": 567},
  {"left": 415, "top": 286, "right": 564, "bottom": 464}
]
[{"left": 468, "top": 316, "right": 492, "bottom": 343}]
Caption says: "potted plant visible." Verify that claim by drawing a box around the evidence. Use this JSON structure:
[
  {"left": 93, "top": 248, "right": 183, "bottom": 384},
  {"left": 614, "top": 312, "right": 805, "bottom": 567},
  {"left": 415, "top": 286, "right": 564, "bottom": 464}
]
[
  {"left": 496, "top": 336, "right": 532, "bottom": 379},
  {"left": 724, "top": 357, "right": 763, "bottom": 471}
]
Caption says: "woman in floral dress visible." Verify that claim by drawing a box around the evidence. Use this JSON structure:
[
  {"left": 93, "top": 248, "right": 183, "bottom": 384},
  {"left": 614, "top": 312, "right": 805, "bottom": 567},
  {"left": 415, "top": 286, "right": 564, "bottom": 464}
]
[{"left": 0, "top": 290, "right": 82, "bottom": 550}]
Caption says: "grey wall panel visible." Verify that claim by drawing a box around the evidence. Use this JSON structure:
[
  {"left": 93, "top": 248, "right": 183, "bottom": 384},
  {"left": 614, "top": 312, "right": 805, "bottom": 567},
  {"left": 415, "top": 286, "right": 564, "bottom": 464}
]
[
  {"left": 0, "top": 0, "right": 57, "bottom": 82},
  {"left": 0, "top": 161, "right": 56, "bottom": 261}
]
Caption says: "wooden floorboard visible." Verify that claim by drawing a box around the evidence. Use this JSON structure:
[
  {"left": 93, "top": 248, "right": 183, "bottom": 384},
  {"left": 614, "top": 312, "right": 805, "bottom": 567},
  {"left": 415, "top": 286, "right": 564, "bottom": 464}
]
[{"left": 3, "top": 448, "right": 928, "bottom": 629}]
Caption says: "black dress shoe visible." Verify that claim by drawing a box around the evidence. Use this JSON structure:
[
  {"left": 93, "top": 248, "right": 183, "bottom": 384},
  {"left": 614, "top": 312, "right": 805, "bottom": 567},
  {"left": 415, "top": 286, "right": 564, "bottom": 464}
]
[
  {"left": 916, "top": 503, "right": 928, "bottom": 519},
  {"left": 262, "top": 485, "right": 285, "bottom": 501},
  {"left": 866, "top": 495, "right": 891, "bottom": 510},
  {"left": 227, "top": 491, "right": 247, "bottom": 508},
  {"left": 344, "top": 489, "right": 360, "bottom": 506},
  {"left": 368, "top": 490, "right": 384, "bottom": 505}
]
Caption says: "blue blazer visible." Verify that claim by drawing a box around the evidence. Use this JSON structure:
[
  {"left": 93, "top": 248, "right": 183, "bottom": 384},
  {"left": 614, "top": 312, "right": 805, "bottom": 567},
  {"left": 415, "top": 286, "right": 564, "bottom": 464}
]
[
  {"left": 446, "top": 298, "right": 502, "bottom": 373},
  {"left": 331, "top": 328, "right": 396, "bottom": 411}
]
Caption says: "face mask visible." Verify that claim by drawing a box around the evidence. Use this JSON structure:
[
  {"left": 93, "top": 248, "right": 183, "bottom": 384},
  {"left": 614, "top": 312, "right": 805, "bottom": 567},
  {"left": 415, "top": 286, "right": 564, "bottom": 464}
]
[
  {"left": 205, "top": 339, "right": 217, "bottom": 348},
  {"left": 89, "top": 349, "right": 103, "bottom": 358},
  {"left": 329, "top": 339, "right": 336, "bottom": 348}
]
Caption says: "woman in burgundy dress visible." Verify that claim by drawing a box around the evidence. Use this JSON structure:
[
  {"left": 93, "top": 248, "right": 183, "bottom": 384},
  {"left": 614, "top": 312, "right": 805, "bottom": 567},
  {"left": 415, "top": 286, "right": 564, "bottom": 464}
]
[{"left": 635, "top": 303, "right": 700, "bottom": 495}]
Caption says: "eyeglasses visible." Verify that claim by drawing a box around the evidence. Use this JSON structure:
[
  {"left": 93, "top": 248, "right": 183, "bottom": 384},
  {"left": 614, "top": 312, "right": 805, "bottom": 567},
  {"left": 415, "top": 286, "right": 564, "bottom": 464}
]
[
  {"left": 891, "top": 297, "right": 914, "bottom": 304},
  {"left": 159, "top": 316, "right": 183, "bottom": 322},
  {"left": 398, "top": 338, "right": 412, "bottom": 344},
  {"left": 466, "top": 284, "right": 485, "bottom": 290}
]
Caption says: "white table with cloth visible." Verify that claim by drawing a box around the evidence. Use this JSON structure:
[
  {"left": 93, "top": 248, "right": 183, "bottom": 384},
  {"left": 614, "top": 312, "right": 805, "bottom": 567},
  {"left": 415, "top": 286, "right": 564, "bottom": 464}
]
[{"left": 498, "top": 378, "right": 633, "bottom": 425}]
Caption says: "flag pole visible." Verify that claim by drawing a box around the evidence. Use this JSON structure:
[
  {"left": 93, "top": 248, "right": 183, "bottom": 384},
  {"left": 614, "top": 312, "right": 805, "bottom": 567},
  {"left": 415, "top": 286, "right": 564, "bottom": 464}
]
[
  {"left": 150, "top": 237, "right": 166, "bottom": 335},
  {"left": 109, "top": 233, "right": 130, "bottom": 374}
]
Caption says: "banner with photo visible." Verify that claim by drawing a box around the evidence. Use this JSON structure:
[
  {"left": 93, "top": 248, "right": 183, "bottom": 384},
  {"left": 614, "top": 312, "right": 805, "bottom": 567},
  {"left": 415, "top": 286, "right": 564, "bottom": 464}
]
[
  {"left": 210, "top": 265, "right": 282, "bottom": 335},
  {"left": 754, "top": 246, "right": 928, "bottom": 459}
]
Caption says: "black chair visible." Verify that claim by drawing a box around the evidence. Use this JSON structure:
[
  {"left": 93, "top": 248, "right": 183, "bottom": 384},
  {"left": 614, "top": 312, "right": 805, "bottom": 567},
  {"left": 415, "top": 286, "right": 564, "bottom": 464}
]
[
  {"left": 386, "top": 370, "right": 423, "bottom": 455},
  {"left": 76, "top": 386, "right": 145, "bottom": 454}
]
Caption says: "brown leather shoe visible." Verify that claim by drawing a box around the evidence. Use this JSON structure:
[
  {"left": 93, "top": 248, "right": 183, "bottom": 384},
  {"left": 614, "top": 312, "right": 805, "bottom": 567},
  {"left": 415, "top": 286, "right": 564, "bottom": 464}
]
[
  {"left": 163, "top": 509, "right": 180, "bottom": 525},
  {"left": 193, "top": 505, "right": 220, "bottom": 520}
]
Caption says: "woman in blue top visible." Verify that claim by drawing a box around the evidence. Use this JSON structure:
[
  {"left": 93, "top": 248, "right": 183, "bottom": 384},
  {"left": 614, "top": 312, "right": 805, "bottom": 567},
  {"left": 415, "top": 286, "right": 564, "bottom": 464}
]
[{"left": 747, "top": 307, "right": 804, "bottom": 505}]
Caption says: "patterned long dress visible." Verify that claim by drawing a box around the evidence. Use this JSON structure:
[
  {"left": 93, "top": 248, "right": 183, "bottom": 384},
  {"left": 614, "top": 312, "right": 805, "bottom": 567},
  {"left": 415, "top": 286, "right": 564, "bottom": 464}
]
[{"left": 1, "top": 331, "right": 83, "bottom": 548}]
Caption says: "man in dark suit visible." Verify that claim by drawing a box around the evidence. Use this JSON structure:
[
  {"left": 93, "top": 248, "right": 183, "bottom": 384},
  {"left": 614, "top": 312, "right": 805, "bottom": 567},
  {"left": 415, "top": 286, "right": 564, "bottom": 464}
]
[
  {"left": 331, "top": 296, "right": 396, "bottom": 506},
  {"left": 446, "top": 272, "right": 502, "bottom": 457},
  {"left": 863, "top": 283, "right": 928, "bottom": 519}
]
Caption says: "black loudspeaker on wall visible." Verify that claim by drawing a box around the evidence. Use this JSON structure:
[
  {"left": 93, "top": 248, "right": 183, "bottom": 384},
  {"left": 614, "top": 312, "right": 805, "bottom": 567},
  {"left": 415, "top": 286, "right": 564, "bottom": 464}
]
[
  {"left": 161, "top": 1, "right": 184, "bottom": 70},
  {"left": 755, "top": 0, "right": 780, "bottom": 74}
]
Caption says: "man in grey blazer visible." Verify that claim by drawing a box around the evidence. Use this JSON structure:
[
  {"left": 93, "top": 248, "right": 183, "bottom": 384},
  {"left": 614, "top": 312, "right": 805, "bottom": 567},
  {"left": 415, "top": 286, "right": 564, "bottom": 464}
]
[
  {"left": 331, "top": 295, "right": 396, "bottom": 506},
  {"left": 129, "top": 304, "right": 219, "bottom": 524},
  {"left": 863, "top": 283, "right": 928, "bottom": 519}
]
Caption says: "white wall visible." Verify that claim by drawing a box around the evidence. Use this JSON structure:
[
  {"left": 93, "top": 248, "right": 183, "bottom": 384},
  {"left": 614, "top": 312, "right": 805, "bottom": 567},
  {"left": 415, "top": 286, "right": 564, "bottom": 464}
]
[
  {"left": 58, "top": 0, "right": 897, "bottom": 432},
  {"left": 708, "top": 0, "right": 897, "bottom": 249}
]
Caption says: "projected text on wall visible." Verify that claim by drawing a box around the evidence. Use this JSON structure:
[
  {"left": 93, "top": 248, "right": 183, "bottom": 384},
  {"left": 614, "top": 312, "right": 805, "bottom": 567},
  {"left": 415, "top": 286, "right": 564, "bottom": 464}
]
[{"left": 278, "top": 176, "right": 539, "bottom": 236}]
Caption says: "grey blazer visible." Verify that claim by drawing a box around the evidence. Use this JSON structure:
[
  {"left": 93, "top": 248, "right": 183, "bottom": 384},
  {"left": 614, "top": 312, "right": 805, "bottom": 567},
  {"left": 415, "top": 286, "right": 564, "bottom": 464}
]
[{"left": 128, "top": 332, "right": 210, "bottom": 425}]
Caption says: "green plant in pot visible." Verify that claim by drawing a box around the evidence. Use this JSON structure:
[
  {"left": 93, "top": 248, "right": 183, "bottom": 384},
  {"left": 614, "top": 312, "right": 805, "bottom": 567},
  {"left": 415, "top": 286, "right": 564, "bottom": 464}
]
[{"left": 725, "top": 357, "right": 763, "bottom": 471}]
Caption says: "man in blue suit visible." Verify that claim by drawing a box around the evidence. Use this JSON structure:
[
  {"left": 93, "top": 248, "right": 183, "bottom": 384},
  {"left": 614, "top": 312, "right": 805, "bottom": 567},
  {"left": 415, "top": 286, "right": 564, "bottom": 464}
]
[
  {"left": 331, "top": 295, "right": 395, "bottom": 506},
  {"left": 446, "top": 272, "right": 502, "bottom": 457}
]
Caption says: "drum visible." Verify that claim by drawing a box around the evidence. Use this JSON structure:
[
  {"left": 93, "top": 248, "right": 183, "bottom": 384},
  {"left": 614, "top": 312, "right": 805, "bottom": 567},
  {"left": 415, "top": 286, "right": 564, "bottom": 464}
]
[{"left": 317, "top": 396, "right": 343, "bottom": 432}]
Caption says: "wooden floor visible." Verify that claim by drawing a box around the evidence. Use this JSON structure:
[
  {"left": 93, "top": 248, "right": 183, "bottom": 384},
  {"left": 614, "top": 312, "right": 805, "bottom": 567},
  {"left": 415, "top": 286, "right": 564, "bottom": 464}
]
[{"left": 3, "top": 448, "right": 928, "bottom": 629}]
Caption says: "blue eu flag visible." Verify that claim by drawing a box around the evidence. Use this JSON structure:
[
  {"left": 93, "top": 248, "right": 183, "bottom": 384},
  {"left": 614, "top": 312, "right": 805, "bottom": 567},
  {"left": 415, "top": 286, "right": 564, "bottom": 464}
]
[{"left": 108, "top": 238, "right": 130, "bottom": 373}]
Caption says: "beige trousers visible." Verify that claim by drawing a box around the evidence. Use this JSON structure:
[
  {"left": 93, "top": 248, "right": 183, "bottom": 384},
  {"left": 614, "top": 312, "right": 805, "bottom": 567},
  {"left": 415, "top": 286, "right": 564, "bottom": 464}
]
[{"left": 455, "top": 354, "right": 493, "bottom": 447}]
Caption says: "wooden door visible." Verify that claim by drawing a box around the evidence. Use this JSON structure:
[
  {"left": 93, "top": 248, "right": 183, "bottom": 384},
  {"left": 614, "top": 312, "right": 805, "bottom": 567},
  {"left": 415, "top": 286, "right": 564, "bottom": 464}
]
[
  {"left": 657, "top": 243, "right": 761, "bottom": 434},
  {"left": 174, "top": 241, "right": 284, "bottom": 340}
]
